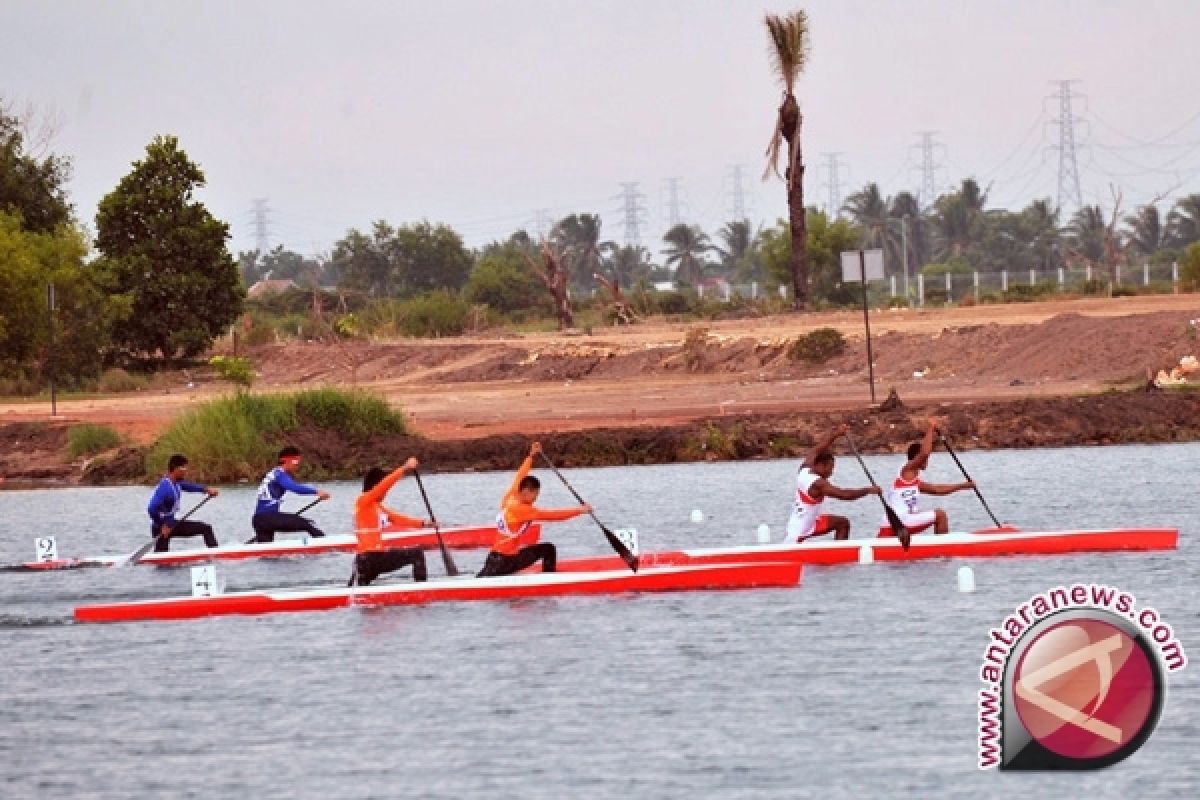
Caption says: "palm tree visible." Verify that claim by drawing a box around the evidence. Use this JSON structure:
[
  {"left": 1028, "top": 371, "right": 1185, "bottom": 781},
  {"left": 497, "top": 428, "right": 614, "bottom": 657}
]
[
  {"left": 550, "top": 213, "right": 603, "bottom": 290},
  {"left": 1123, "top": 205, "right": 1165, "bottom": 258},
  {"left": 661, "top": 223, "right": 712, "bottom": 286},
  {"left": 1166, "top": 194, "right": 1200, "bottom": 247},
  {"left": 714, "top": 219, "right": 762, "bottom": 280},
  {"left": 889, "top": 191, "right": 928, "bottom": 273},
  {"left": 1066, "top": 206, "right": 1107, "bottom": 264},
  {"left": 762, "top": 10, "right": 811, "bottom": 310},
  {"left": 1021, "top": 199, "right": 1061, "bottom": 271},
  {"left": 841, "top": 183, "right": 889, "bottom": 247},
  {"left": 929, "top": 179, "right": 989, "bottom": 261},
  {"left": 599, "top": 241, "right": 653, "bottom": 287}
]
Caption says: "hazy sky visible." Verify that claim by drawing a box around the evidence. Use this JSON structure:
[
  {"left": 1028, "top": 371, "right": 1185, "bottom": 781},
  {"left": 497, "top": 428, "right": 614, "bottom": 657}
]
[{"left": 5, "top": 0, "right": 1200, "bottom": 258}]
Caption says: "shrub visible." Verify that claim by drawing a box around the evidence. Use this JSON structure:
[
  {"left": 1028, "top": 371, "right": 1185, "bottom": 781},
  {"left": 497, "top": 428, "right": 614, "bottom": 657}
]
[
  {"left": 654, "top": 290, "right": 691, "bottom": 315},
  {"left": 1180, "top": 242, "right": 1200, "bottom": 291},
  {"left": 1079, "top": 278, "right": 1107, "bottom": 296},
  {"left": 682, "top": 327, "right": 710, "bottom": 370},
  {"left": 294, "top": 388, "right": 406, "bottom": 438},
  {"left": 209, "top": 355, "right": 255, "bottom": 387},
  {"left": 1000, "top": 282, "right": 1057, "bottom": 303},
  {"left": 67, "top": 424, "right": 122, "bottom": 459},
  {"left": 146, "top": 389, "right": 405, "bottom": 482},
  {"left": 788, "top": 327, "right": 846, "bottom": 363},
  {"left": 97, "top": 367, "right": 149, "bottom": 393}
]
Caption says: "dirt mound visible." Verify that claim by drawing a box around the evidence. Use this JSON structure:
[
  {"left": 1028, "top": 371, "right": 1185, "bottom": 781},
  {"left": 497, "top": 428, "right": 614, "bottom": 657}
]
[{"left": 0, "top": 422, "right": 71, "bottom": 483}]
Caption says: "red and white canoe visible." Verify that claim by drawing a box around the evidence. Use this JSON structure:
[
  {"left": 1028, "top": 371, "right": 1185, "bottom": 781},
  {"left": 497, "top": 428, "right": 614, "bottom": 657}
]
[
  {"left": 73, "top": 560, "right": 803, "bottom": 623},
  {"left": 554, "top": 527, "right": 1179, "bottom": 572},
  {"left": 6, "top": 523, "right": 530, "bottom": 572}
]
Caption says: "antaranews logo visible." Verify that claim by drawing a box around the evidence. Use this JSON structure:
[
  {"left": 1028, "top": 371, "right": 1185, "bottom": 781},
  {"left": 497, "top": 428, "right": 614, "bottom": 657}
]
[{"left": 977, "top": 584, "right": 1187, "bottom": 770}]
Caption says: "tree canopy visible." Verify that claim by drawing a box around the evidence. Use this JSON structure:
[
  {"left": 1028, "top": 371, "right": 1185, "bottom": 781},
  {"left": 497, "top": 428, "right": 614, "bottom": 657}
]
[
  {"left": 94, "top": 135, "right": 243, "bottom": 361},
  {"left": 0, "top": 106, "right": 72, "bottom": 233}
]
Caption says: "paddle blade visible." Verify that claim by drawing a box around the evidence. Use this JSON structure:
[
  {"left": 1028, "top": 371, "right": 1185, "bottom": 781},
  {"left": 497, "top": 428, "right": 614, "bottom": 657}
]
[
  {"left": 884, "top": 506, "right": 911, "bottom": 551},
  {"left": 125, "top": 539, "right": 157, "bottom": 566},
  {"left": 601, "top": 526, "right": 639, "bottom": 573},
  {"left": 435, "top": 535, "right": 460, "bottom": 577}
]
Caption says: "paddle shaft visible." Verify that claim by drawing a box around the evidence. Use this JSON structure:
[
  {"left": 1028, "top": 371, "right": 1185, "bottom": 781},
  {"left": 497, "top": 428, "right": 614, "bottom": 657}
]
[
  {"left": 935, "top": 429, "right": 1002, "bottom": 528},
  {"left": 243, "top": 496, "right": 325, "bottom": 544},
  {"left": 131, "top": 494, "right": 213, "bottom": 563},
  {"left": 537, "top": 452, "right": 638, "bottom": 572},
  {"left": 413, "top": 469, "right": 459, "bottom": 576},
  {"left": 842, "top": 431, "right": 911, "bottom": 550}
]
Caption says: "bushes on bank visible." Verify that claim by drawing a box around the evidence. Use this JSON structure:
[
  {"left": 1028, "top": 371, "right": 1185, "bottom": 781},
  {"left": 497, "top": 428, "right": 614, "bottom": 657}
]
[
  {"left": 787, "top": 328, "right": 846, "bottom": 363},
  {"left": 146, "top": 389, "right": 406, "bottom": 481},
  {"left": 67, "top": 424, "right": 122, "bottom": 459}
]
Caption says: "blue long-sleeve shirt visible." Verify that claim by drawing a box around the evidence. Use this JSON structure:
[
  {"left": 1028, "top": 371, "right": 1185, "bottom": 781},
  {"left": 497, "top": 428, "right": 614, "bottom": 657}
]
[
  {"left": 253, "top": 466, "right": 317, "bottom": 516},
  {"left": 147, "top": 476, "right": 207, "bottom": 530}
]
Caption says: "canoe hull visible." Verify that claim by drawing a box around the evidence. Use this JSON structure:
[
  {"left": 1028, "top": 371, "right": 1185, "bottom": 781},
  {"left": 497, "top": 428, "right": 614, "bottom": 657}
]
[
  {"left": 556, "top": 527, "right": 1179, "bottom": 572},
  {"left": 12, "top": 523, "right": 528, "bottom": 571},
  {"left": 73, "top": 561, "right": 802, "bottom": 624}
]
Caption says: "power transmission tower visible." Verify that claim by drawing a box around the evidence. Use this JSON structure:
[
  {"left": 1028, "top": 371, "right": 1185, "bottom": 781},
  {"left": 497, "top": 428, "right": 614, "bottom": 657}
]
[
  {"left": 725, "top": 164, "right": 751, "bottom": 222},
  {"left": 1048, "top": 80, "right": 1085, "bottom": 212},
  {"left": 662, "top": 177, "right": 687, "bottom": 228},
  {"left": 251, "top": 198, "right": 273, "bottom": 254},
  {"left": 820, "top": 153, "right": 850, "bottom": 217},
  {"left": 615, "top": 182, "right": 648, "bottom": 248},
  {"left": 911, "top": 132, "right": 946, "bottom": 209}
]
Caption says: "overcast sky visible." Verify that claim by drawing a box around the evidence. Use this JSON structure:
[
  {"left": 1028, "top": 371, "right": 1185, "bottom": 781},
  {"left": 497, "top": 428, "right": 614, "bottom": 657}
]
[{"left": 4, "top": 0, "right": 1199, "bottom": 258}]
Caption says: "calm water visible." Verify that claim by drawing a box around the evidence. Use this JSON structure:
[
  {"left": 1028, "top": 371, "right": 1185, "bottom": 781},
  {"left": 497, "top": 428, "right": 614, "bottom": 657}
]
[{"left": 1, "top": 444, "right": 1197, "bottom": 798}]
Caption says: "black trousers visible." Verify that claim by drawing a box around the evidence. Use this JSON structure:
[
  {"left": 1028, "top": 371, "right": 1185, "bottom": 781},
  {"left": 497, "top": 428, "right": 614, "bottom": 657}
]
[
  {"left": 352, "top": 547, "right": 428, "bottom": 586},
  {"left": 153, "top": 519, "right": 218, "bottom": 552},
  {"left": 251, "top": 511, "right": 325, "bottom": 543},
  {"left": 476, "top": 543, "right": 557, "bottom": 577}
]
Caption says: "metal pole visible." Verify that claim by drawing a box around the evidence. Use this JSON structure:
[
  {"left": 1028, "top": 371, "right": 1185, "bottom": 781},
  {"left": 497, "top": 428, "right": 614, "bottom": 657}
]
[
  {"left": 47, "top": 283, "right": 56, "bottom": 416},
  {"left": 859, "top": 250, "right": 877, "bottom": 404},
  {"left": 901, "top": 215, "right": 910, "bottom": 302}
]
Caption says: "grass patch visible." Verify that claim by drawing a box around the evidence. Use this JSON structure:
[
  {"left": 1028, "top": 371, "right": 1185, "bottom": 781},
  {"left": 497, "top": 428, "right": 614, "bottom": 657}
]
[
  {"left": 146, "top": 389, "right": 406, "bottom": 482},
  {"left": 67, "top": 424, "right": 123, "bottom": 459}
]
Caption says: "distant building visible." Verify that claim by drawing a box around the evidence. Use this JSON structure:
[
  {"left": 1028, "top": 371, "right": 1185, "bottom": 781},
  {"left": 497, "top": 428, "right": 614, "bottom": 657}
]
[
  {"left": 697, "top": 277, "right": 732, "bottom": 301},
  {"left": 246, "top": 278, "right": 298, "bottom": 299}
]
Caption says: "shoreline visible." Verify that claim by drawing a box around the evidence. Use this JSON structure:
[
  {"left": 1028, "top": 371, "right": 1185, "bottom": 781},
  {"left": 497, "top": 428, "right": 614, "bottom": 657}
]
[{"left": 2, "top": 386, "right": 1196, "bottom": 488}]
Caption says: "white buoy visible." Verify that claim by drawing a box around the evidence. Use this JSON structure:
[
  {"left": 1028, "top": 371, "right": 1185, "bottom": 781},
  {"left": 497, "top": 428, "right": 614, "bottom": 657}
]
[
  {"left": 756, "top": 524, "right": 771, "bottom": 544},
  {"left": 858, "top": 545, "right": 874, "bottom": 564},
  {"left": 690, "top": 509, "right": 704, "bottom": 523},
  {"left": 957, "top": 565, "right": 976, "bottom": 593}
]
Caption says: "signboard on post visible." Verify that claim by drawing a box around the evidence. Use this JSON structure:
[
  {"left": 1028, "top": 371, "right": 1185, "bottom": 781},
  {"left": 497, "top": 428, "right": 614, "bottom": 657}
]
[
  {"left": 839, "top": 249, "right": 885, "bottom": 404},
  {"left": 841, "top": 249, "right": 885, "bottom": 283}
]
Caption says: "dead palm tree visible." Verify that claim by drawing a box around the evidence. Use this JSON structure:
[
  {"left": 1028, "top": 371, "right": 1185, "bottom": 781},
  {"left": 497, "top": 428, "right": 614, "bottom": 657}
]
[{"left": 762, "top": 10, "right": 811, "bottom": 310}]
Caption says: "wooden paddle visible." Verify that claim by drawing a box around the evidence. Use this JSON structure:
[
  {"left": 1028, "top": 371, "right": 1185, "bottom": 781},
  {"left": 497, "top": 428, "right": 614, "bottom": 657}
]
[
  {"left": 539, "top": 452, "right": 639, "bottom": 572},
  {"left": 413, "top": 469, "right": 459, "bottom": 577},
  {"left": 843, "top": 431, "right": 911, "bottom": 550},
  {"left": 934, "top": 427, "right": 1008, "bottom": 530},
  {"left": 127, "top": 495, "right": 213, "bottom": 565}
]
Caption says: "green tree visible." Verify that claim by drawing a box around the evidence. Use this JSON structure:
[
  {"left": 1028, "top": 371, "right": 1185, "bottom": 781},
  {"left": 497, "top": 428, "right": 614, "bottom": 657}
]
[
  {"left": 0, "top": 106, "right": 72, "bottom": 233},
  {"left": 661, "top": 223, "right": 712, "bottom": 286},
  {"left": 599, "top": 242, "right": 654, "bottom": 287},
  {"left": 761, "top": 210, "right": 862, "bottom": 307},
  {"left": 550, "top": 213, "right": 604, "bottom": 291},
  {"left": 1180, "top": 242, "right": 1200, "bottom": 290},
  {"left": 714, "top": 219, "right": 763, "bottom": 282},
  {"left": 762, "top": 10, "right": 812, "bottom": 310},
  {"left": 466, "top": 238, "right": 547, "bottom": 313},
  {"left": 94, "top": 135, "right": 244, "bottom": 361},
  {"left": 0, "top": 212, "right": 127, "bottom": 383},
  {"left": 394, "top": 220, "right": 472, "bottom": 294},
  {"left": 1123, "top": 205, "right": 1165, "bottom": 259},
  {"left": 1066, "top": 205, "right": 1107, "bottom": 264},
  {"left": 1167, "top": 194, "right": 1200, "bottom": 248},
  {"left": 334, "top": 222, "right": 395, "bottom": 297},
  {"left": 929, "top": 179, "right": 988, "bottom": 262}
]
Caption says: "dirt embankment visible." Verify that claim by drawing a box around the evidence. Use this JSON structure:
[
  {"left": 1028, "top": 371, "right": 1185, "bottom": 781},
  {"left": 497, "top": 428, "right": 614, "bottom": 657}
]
[{"left": 2, "top": 295, "right": 1199, "bottom": 487}]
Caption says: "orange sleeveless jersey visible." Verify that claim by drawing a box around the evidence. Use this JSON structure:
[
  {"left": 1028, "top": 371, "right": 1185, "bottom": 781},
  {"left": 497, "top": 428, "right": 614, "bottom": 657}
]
[
  {"left": 493, "top": 455, "right": 580, "bottom": 555},
  {"left": 354, "top": 466, "right": 424, "bottom": 553}
]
